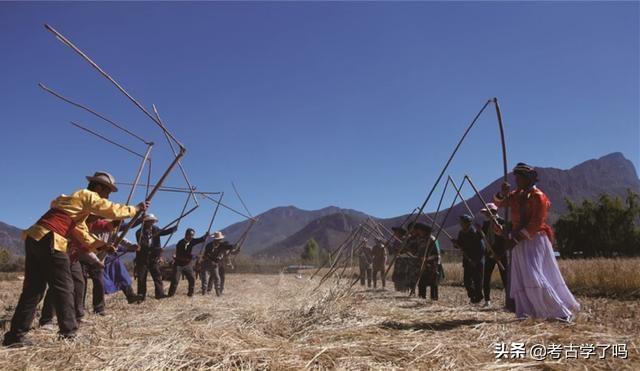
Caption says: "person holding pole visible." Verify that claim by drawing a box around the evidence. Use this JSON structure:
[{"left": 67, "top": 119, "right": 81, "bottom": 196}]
[
  {"left": 452, "top": 214, "right": 484, "bottom": 305},
  {"left": 480, "top": 203, "right": 508, "bottom": 308},
  {"left": 371, "top": 238, "right": 387, "bottom": 289},
  {"left": 494, "top": 163, "right": 579, "bottom": 321},
  {"left": 168, "top": 228, "right": 209, "bottom": 297},
  {"left": 135, "top": 214, "right": 177, "bottom": 300},
  {"left": 3, "top": 171, "right": 147, "bottom": 347},
  {"left": 200, "top": 232, "right": 226, "bottom": 296}
]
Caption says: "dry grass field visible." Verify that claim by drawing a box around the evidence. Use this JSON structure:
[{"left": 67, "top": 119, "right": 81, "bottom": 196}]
[{"left": 0, "top": 259, "right": 639, "bottom": 370}]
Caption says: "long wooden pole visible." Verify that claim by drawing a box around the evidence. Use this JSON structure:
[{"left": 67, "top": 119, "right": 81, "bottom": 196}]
[
  {"left": 113, "top": 147, "right": 186, "bottom": 247},
  {"left": 44, "top": 24, "right": 184, "bottom": 147},
  {"left": 39, "top": 83, "right": 149, "bottom": 144}
]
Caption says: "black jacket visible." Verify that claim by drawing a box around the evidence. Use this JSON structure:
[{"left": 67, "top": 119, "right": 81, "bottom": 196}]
[
  {"left": 135, "top": 225, "right": 178, "bottom": 261},
  {"left": 456, "top": 228, "right": 484, "bottom": 264},
  {"left": 175, "top": 235, "right": 208, "bottom": 266}
]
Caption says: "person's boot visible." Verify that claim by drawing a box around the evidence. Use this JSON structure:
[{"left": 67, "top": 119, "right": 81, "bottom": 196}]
[{"left": 3, "top": 332, "right": 32, "bottom": 348}]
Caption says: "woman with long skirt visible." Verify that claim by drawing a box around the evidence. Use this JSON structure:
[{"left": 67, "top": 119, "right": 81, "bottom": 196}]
[{"left": 494, "top": 163, "right": 580, "bottom": 321}]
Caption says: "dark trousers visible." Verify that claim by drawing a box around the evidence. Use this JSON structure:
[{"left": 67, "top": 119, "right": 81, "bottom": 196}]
[
  {"left": 483, "top": 255, "right": 508, "bottom": 302},
  {"left": 200, "top": 261, "right": 221, "bottom": 295},
  {"left": 463, "top": 261, "right": 484, "bottom": 303},
  {"left": 83, "top": 263, "right": 105, "bottom": 314},
  {"left": 136, "top": 258, "right": 165, "bottom": 299},
  {"left": 359, "top": 266, "right": 372, "bottom": 287},
  {"left": 168, "top": 264, "right": 195, "bottom": 297},
  {"left": 418, "top": 281, "right": 438, "bottom": 300},
  {"left": 219, "top": 264, "right": 226, "bottom": 294},
  {"left": 3, "top": 235, "right": 77, "bottom": 344},
  {"left": 40, "top": 260, "right": 85, "bottom": 325},
  {"left": 372, "top": 265, "right": 385, "bottom": 288}
]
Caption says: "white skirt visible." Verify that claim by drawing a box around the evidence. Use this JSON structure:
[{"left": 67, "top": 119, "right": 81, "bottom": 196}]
[{"left": 510, "top": 232, "right": 580, "bottom": 319}]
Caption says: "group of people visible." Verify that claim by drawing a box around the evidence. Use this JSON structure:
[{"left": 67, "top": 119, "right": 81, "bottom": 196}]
[
  {"left": 2, "top": 171, "right": 238, "bottom": 347},
  {"left": 364, "top": 162, "right": 580, "bottom": 322}
]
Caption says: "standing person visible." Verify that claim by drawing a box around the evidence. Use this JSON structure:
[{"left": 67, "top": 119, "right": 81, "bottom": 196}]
[
  {"left": 214, "top": 241, "right": 237, "bottom": 295},
  {"left": 452, "top": 215, "right": 484, "bottom": 305},
  {"left": 3, "top": 171, "right": 146, "bottom": 347},
  {"left": 358, "top": 239, "right": 373, "bottom": 288},
  {"left": 495, "top": 163, "right": 579, "bottom": 321},
  {"left": 168, "top": 228, "right": 208, "bottom": 297},
  {"left": 410, "top": 223, "right": 440, "bottom": 301},
  {"left": 218, "top": 243, "right": 239, "bottom": 295},
  {"left": 371, "top": 238, "right": 387, "bottom": 289},
  {"left": 200, "top": 232, "right": 225, "bottom": 296},
  {"left": 390, "top": 227, "right": 411, "bottom": 292},
  {"left": 135, "top": 214, "right": 177, "bottom": 300},
  {"left": 480, "top": 203, "right": 508, "bottom": 308}
]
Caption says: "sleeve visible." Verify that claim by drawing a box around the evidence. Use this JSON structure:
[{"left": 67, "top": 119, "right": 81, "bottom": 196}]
[
  {"left": 82, "top": 190, "right": 137, "bottom": 220},
  {"left": 521, "top": 192, "right": 549, "bottom": 239},
  {"left": 158, "top": 225, "right": 178, "bottom": 237},
  {"left": 70, "top": 222, "right": 104, "bottom": 253}
]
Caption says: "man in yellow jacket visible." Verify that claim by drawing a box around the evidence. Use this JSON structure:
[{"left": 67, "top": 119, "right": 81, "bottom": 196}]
[{"left": 3, "top": 171, "right": 149, "bottom": 347}]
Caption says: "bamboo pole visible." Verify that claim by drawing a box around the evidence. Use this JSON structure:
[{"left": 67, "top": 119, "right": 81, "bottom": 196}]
[
  {"left": 44, "top": 24, "right": 183, "bottom": 147},
  {"left": 39, "top": 83, "right": 149, "bottom": 144}
]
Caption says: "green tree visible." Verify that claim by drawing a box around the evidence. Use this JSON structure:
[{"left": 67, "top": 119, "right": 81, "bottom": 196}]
[
  {"left": 301, "top": 239, "right": 319, "bottom": 264},
  {"left": 555, "top": 190, "right": 640, "bottom": 258}
]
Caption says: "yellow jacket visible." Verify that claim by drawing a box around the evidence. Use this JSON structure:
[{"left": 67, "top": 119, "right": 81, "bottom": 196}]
[{"left": 23, "top": 189, "right": 137, "bottom": 253}]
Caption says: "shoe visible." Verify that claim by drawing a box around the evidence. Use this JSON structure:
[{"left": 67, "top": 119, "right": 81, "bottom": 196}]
[
  {"left": 127, "top": 295, "right": 143, "bottom": 304},
  {"left": 2, "top": 334, "right": 32, "bottom": 348},
  {"left": 77, "top": 318, "right": 94, "bottom": 325},
  {"left": 482, "top": 301, "right": 492, "bottom": 308},
  {"left": 58, "top": 332, "right": 77, "bottom": 341},
  {"left": 95, "top": 311, "right": 106, "bottom": 317},
  {"left": 39, "top": 323, "right": 55, "bottom": 331}
]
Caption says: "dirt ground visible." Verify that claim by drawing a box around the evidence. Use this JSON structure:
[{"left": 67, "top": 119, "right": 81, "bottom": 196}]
[{"left": 0, "top": 273, "right": 638, "bottom": 370}]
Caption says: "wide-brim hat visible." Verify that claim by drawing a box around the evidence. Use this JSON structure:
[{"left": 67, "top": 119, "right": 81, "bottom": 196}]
[
  {"left": 212, "top": 231, "right": 225, "bottom": 240},
  {"left": 407, "top": 222, "right": 432, "bottom": 234},
  {"left": 480, "top": 203, "right": 498, "bottom": 213},
  {"left": 143, "top": 213, "right": 158, "bottom": 223},
  {"left": 86, "top": 171, "right": 118, "bottom": 192}
]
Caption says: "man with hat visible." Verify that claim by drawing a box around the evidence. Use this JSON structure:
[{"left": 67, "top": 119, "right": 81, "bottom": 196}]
[
  {"left": 480, "top": 203, "right": 508, "bottom": 308},
  {"left": 358, "top": 238, "right": 373, "bottom": 288},
  {"left": 200, "top": 231, "right": 227, "bottom": 296},
  {"left": 371, "top": 238, "right": 387, "bottom": 289},
  {"left": 452, "top": 214, "right": 484, "bottom": 305},
  {"left": 168, "top": 228, "right": 209, "bottom": 297},
  {"left": 408, "top": 222, "right": 441, "bottom": 301},
  {"left": 494, "top": 163, "right": 579, "bottom": 320},
  {"left": 135, "top": 214, "right": 178, "bottom": 300},
  {"left": 3, "top": 171, "right": 148, "bottom": 347}
]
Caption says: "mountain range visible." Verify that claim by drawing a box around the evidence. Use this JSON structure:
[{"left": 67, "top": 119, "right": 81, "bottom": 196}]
[{"left": 1, "top": 152, "right": 639, "bottom": 260}]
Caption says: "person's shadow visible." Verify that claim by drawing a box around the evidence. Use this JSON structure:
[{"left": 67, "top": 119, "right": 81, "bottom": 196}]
[{"left": 379, "top": 318, "right": 484, "bottom": 332}]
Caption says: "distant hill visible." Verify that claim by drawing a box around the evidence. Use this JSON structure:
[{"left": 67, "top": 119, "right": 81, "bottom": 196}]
[
  {"left": 0, "top": 221, "right": 23, "bottom": 256},
  {"left": 220, "top": 206, "right": 369, "bottom": 256},
  {"left": 255, "top": 211, "right": 369, "bottom": 259}
]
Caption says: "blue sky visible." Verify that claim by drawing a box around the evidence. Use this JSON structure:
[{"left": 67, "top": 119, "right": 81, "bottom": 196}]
[{"left": 0, "top": 2, "right": 638, "bottom": 239}]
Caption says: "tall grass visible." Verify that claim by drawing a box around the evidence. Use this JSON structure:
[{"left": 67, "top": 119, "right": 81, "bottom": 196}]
[{"left": 441, "top": 258, "right": 640, "bottom": 299}]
